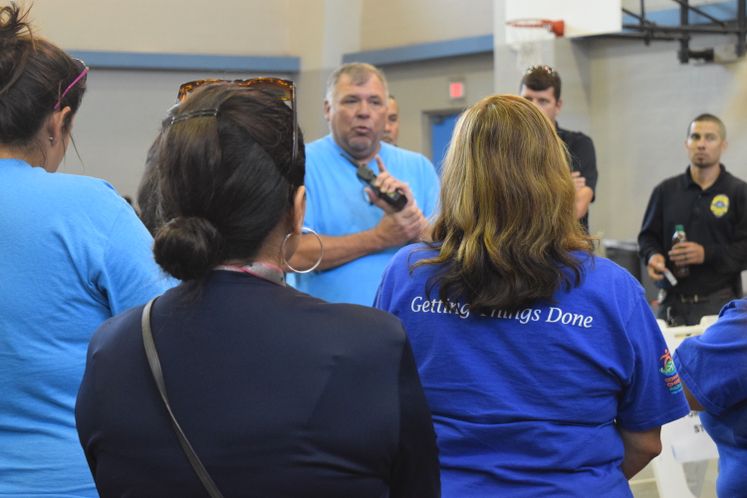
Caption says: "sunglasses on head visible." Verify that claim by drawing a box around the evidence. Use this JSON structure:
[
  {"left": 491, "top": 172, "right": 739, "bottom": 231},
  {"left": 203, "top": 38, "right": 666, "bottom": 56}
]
[
  {"left": 54, "top": 58, "right": 89, "bottom": 111},
  {"left": 176, "top": 77, "right": 298, "bottom": 164}
]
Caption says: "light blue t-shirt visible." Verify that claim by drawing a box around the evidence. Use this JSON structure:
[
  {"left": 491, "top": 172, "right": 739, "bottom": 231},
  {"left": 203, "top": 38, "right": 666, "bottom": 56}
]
[
  {"left": 291, "top": 135, "right": 440, "bottom": 306},
  {"left": 375, "top": 245, "right": 690, "bottom": 498},
  {"left": 674, "top": 298, "right": 747, "bottom": 498},
  {"left": 0, "top": 159, "right": 170, "bottom": 497}
]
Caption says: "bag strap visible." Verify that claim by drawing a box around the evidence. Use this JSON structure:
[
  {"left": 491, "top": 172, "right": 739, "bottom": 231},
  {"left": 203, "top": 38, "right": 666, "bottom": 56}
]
[{"left": 141, "top": 297, "right": 225, "bottom": 498}]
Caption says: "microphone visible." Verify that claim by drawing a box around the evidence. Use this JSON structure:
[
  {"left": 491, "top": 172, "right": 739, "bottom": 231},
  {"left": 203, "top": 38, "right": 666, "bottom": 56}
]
[{"left": 341, "top": 154, "right": 408, "bottom": 212}]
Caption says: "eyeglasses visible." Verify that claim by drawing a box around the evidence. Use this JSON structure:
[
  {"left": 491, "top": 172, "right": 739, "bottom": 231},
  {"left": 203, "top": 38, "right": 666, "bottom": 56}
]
[
  {"left": 54, "top": 59, "right": 89, "bottom": 111},
  {"left": 176, "top": 78, "right": 297, "bottom": 164},
  {"left": 525, "top": 64, "right": 557, "bottom": 76}
]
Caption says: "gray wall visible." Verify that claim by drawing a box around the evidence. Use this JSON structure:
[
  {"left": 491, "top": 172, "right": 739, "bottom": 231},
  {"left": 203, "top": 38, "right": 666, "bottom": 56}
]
[
  {"left": 68, "top": 38, "right": 747, "bottom": 248},
  {"left": 491, "top": 33, "right": 747, "bottom": 243},
  {"left": 41, "top": 0, "right": 747, "bottom": 248},
  {"left": 588, "top": 37, "right": 747, "bottom": 241},
  {"left": 380, "top": 53, "right": 495, "bottom": 158},
  {"left": 60, "top": 70, "right": 272, "bottom": 197}
]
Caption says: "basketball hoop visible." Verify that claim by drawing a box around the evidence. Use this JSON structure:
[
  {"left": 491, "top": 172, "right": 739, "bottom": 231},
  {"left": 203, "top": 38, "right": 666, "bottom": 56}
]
[
  {"left": 506, "top": 18, "right": 565, "bottom": 38},
  {"left": 505, "top": 18, "right": 565, "bottom": 71}
]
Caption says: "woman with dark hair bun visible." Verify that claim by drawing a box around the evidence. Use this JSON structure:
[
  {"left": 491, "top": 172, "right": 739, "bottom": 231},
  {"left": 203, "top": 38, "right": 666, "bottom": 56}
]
[
  {"left": 76, "top": 82, "right": 440, "bottom": 497},
  {"left": 0, "top": 4, "right": 168, "bottom": 496}
]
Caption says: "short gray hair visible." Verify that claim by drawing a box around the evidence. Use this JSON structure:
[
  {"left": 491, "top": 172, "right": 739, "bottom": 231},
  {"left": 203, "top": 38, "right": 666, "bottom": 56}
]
[{"left": 324, "top": 62, "right": 389, "bottom": 104}]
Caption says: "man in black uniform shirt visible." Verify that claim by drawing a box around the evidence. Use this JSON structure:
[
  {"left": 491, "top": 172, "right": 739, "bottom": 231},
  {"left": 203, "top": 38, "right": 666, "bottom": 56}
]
[
  {"left": 638, "top": 113, "right": 747, "bottom": 325},
  {"left": 520, "top": 65, "right": 598, "bottom": 231}
]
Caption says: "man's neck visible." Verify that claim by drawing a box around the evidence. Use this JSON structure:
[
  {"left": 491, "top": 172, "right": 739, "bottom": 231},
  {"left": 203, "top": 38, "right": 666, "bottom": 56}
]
[
  {"left": 341, "top": 141, "right": 381, "bottom": 165},
  {"left": 689, "top": 163, "right": 721, "bottom": 190}
]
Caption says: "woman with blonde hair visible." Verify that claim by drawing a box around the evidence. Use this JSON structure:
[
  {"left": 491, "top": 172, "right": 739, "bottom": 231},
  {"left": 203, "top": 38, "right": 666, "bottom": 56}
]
[{"left": 375, "top": 94, "right": 689, "bottom": 497}]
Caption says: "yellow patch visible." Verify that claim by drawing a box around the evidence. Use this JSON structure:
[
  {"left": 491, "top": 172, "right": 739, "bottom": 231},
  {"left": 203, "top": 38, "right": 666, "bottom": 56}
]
[{"left": 711, "top": 194, "right": 729, "bottom": 218}]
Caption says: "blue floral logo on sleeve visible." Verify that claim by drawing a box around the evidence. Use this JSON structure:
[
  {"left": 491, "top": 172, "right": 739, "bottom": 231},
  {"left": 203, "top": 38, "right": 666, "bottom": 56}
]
[{"left": 659, "top": 349, "right": 683, "bottom": 394}]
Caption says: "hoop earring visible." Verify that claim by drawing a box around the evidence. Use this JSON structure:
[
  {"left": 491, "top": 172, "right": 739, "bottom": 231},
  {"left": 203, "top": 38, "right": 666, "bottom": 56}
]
[{"left": 281, "top": 226, "right": 324, "bottom": 274}]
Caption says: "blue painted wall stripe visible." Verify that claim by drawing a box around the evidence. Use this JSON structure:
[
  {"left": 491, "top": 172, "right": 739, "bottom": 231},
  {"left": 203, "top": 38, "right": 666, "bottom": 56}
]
[
  {"left": 342, "top": 34, "right": 493, "bottom": 66},
  {"left": 69, "top": 50, "right": 300, "bottom": 73}
]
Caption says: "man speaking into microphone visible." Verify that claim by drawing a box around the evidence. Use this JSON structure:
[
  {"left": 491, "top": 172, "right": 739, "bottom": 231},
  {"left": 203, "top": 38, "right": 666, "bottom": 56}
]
[{"left": 289, "top": 63, "right": 439, "bottom": 305}]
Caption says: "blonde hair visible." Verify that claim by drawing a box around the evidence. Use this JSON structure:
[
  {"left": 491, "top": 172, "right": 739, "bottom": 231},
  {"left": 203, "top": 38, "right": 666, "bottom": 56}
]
[{"left": 418, "top": 94, "right": 593, "bottom": 312}]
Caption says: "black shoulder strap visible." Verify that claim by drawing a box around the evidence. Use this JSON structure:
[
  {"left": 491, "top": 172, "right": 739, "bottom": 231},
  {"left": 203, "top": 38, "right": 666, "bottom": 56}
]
[{"left": 141, "top": 298, "right": 225, "bottom": 498}]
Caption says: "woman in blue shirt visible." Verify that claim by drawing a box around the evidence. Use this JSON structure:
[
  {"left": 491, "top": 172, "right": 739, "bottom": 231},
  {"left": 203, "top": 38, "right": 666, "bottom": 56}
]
[
  {"left": 375, "top": 94, "right": 690, "bottom": 497},
  {"left": 675, "top": 298, "right": 747, "bottom": 497},
  {"left": 0, "top": 5, "right": 167, "bottom": 496}
]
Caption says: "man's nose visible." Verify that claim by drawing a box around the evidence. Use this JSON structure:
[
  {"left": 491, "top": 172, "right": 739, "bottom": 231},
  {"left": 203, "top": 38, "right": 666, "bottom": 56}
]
[{"left": 355, "top": 101, "right": 371, "bottom": 117}]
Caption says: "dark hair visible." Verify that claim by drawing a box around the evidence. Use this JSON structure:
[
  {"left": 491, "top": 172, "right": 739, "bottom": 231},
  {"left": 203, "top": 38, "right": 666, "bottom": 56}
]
[
  {"left": 689, "top": 113, "right": 726, "bottom": 139},
  {"left": 520, "top": 65, "right": 561, "bottom": 101},
  {"left": 153, "top": 84, "right": 305, "bottom": 281},
  {"left": 0, "top": 4, "right": 86, "bottom": 147},
  {"left": 136, "top": 133, "right": 165, "bottom": 236}
]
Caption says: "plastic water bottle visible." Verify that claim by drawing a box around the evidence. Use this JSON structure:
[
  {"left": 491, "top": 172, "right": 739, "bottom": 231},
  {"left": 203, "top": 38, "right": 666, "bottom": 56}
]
[{"left": 672, "top": 224, "right": 690, "bottom": 278}]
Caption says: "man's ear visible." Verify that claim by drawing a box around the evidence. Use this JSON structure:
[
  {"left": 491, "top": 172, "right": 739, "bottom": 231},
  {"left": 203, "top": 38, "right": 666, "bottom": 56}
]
[
  {"left": 323, "top": 100, "right": 331, "bottom": 123},
  {"left": 292, "top": 186, "right": 306, "bottom": 234},
  {"left": 556, "top": 98, "right": 563, "bottom": 113}
]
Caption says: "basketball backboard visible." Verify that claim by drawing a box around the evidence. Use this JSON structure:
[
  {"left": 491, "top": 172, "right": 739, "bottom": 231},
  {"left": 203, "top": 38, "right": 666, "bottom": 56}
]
[{"left": 505, "top": 0, "right": 622, "bottom": 44}]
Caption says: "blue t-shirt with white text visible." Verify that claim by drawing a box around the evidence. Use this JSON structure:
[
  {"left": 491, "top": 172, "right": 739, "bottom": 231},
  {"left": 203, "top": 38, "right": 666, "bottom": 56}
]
[{"left": 374, "top": 244, "right": 690, "bottom": 498}]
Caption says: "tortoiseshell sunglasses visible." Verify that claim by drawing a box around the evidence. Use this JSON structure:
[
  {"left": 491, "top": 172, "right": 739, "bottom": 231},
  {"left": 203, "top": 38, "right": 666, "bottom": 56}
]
[{"left": 176, "top": 77, "right": 297, "bottom": 164}]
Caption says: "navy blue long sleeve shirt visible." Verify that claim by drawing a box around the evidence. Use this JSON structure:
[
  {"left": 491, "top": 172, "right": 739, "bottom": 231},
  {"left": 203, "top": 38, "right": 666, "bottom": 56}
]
[{"left": 76, "top": 271, "right": 440, "bottom": 498}]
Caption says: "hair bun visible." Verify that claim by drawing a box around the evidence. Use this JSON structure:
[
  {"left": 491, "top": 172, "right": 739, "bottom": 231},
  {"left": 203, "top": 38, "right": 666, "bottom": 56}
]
[
  {"left": 0, "top": 5, "right": 31, "bottom": 90},
  {"left": 153, "top": 216, "right": 224, "bottom": 280},
  {"left": 0, "top": 4, "right": 29, "bottom": 42}
]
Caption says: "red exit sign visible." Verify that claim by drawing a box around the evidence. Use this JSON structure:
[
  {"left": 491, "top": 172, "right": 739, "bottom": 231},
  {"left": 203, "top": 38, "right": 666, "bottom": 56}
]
[{"left": 449, "top": 80, "right": 465, "bottom": 100}]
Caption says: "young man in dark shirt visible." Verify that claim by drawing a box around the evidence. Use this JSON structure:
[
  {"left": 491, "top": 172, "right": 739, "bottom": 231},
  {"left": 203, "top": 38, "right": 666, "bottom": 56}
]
[
  {"left": 638, "top": 114, "right": 747, "bottom": 325},
  {"left": 520, "top": 65, "right": 598, "bottom": 232}
]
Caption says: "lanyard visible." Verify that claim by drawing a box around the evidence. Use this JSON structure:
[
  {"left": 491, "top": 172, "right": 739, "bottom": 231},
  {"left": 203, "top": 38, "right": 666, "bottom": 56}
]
[{"left": 215, "top": 262, "right": 286, "bottom": 287}]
